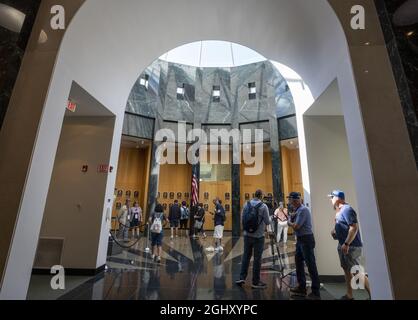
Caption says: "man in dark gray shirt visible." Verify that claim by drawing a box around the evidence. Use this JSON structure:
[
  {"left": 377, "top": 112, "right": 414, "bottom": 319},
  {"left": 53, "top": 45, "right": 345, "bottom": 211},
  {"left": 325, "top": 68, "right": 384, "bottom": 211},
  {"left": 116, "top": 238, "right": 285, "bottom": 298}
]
[
  {"left": 287, "top": 192, "right": 321, "bottom": 300},
  {"left": 236, "top": 189, "right": 271, "bottom": 289}
]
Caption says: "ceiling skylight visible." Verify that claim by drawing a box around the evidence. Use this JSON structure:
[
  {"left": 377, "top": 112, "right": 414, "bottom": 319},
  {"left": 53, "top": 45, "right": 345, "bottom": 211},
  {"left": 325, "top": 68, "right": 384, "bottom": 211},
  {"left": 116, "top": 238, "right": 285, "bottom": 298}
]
[{"left": 159, "top": 40, "right": 267, "bottom": 68}]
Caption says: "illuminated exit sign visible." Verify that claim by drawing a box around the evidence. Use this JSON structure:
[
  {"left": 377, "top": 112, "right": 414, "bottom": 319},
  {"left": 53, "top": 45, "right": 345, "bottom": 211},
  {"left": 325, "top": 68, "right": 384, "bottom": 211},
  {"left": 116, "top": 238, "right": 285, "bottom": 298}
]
[{"left": 67, "top": 101, "right": 77, "bottom": 112}]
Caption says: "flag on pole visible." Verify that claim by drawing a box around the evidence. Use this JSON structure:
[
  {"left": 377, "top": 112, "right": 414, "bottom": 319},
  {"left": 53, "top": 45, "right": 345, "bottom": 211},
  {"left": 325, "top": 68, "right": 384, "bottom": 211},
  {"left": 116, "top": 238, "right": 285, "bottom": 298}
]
[{"left": 191, "top": 166, "right": 199, "bottom": 206}]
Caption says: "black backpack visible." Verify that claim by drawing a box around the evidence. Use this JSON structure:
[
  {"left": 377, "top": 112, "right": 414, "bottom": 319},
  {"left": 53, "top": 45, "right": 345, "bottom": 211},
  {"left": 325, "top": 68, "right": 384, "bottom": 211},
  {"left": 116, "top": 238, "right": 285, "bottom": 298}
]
[{"left": 242, "top": 202, "right": 263, "bottom": 233}]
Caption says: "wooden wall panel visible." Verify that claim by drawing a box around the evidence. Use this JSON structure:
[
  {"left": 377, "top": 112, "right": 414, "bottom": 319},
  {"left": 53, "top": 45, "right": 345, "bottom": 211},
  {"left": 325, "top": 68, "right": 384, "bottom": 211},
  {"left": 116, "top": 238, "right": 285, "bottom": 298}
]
[
  {"left": 157, "top": 163, "right": 192, "bottom": 225},
  {"left": 240, "top": 152, "right": 274, "bottom": 209},
  {"left": 113, "top": 146, "right": 150, "bottom": 228},
  {"left": 278, "top": 146, "right": 304, "bottom": 203},
  {"left": 199, "top": 181, "right": 232, "bottom": 231}
]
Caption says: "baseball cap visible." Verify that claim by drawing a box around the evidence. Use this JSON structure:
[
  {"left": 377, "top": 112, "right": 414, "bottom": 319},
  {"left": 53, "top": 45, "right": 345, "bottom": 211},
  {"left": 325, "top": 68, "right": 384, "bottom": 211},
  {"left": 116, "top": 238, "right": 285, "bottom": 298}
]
[
  {"left": 328, "top": 190, "right": 345, "bottom": 200},
  {"left": 287, "top": 192, "right": 301, "bottom": 200}
]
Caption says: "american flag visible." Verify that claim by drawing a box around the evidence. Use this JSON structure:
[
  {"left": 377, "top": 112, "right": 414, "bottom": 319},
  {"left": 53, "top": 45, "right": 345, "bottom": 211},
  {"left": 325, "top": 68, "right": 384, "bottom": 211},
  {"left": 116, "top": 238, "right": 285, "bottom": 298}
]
[{"left": 191, "top": 166, "right": 199, "bottom": 206}]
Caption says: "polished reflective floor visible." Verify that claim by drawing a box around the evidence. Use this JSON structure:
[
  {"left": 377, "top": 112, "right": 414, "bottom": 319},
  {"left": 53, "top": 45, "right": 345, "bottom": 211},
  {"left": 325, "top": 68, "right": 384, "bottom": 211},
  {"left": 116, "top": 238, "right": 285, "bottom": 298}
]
[{"left": 46, "top": 231, "right": 338, "bottom": 300}]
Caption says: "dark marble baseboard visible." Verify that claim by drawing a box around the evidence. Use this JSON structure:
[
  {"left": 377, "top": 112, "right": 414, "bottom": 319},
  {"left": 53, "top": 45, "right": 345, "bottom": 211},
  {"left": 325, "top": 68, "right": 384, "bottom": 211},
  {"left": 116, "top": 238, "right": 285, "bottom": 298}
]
[
  {"left": 319, "top": 275, "right": 346, "bottom": 283},
  {"left": 374, "top": 0, "right": 418, "bottom": 169},
  {"left": 32, "top": 264, "right": 106, "bottom": 276},
  {"left": 0, "top": 0, "right": 41, "bottom": 130}
]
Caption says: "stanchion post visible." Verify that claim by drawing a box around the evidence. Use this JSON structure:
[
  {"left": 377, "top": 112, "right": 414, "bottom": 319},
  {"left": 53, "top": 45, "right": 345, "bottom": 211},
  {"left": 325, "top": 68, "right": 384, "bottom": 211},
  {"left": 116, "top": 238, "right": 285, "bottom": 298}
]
[{"left": 145, "top": 223, "right": 150, "bottom": 253}]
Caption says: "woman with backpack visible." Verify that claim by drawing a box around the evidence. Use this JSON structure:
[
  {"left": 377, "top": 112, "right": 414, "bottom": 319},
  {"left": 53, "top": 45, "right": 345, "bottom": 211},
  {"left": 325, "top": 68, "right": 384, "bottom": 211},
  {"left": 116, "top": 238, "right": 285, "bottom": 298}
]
[
  {"left": 148, "top": 203, "right": 167, "bottom": 262},
  {"left": 179, "top": 201, "right": 189, "bottom": 237}
]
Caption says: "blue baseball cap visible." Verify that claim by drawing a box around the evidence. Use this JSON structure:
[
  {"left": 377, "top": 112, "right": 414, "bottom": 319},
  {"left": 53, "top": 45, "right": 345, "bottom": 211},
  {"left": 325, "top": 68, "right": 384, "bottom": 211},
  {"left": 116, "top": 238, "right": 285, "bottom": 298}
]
[
  {"left": 328, "top": 190, "right": 345, "bottom": 200},
  {"left": 287, "top": 192, "right": 301, "bottom": 200}
]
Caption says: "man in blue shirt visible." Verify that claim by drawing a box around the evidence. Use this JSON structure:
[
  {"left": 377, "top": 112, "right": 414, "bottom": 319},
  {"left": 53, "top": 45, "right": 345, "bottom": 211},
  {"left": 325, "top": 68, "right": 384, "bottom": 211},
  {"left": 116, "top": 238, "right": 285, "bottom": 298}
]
[
  {"left": 329, "top": 190, "right": 371, "bottom": 300},
  {"left": 287, "top": 192, "right": 321, "bottom": 299}
]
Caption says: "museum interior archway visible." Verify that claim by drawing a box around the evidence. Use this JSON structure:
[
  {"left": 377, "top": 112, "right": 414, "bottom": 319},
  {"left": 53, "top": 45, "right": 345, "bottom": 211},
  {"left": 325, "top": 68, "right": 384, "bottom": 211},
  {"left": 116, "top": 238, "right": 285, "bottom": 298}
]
[{"left": 5, "top": 0, "right": 418, "bottom": 300}]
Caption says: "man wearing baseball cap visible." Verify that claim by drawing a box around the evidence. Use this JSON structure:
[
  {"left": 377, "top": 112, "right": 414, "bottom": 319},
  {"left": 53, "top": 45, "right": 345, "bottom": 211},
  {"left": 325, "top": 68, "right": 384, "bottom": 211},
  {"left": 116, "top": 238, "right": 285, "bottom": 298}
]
[
  {"left": 287, "top": 192, "right": 321, "bottom": 300},
  {"left": 329, "top": 190, "right": 371, "bottom": 300}
]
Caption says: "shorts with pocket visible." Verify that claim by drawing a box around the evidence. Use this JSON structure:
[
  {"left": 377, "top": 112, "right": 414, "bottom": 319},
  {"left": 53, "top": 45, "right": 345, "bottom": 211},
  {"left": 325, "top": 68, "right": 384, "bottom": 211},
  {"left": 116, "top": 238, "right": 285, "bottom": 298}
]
[
  {"left": 214, "top": 225, "right": 224, "bottom": 239},
  {"left": 338, "top": 244, "right": 362, "bottom": 272},
  {"left": 151, "top": 232, "right": 163, "bottom": 246},
  {"left": 170, "top": 220, "right": 179, "bottom": 228}
]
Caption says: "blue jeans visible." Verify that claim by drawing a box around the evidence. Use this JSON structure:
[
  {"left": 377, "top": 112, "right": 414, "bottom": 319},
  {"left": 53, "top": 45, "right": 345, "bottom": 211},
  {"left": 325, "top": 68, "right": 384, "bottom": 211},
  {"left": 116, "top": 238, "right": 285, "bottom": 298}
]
[
  {"left": 240, "top": 236, "right": 265, "bottom": 284},
  {"left": 295, "top": 234, "right": 321, "bottom": 295}
]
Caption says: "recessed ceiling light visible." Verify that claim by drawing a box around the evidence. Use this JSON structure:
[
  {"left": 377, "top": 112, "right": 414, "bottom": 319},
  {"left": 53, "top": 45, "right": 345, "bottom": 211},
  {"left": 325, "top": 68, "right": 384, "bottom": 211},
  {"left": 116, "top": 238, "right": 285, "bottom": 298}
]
[
  {"left": 406, "top": 31, "right": 414, "bottom": 37},
  {"left": 290, "top": 141, "right": 294, "bottom": 145},
  {"left": 365, "top": 42, "right": 370, "bottom": 45}
]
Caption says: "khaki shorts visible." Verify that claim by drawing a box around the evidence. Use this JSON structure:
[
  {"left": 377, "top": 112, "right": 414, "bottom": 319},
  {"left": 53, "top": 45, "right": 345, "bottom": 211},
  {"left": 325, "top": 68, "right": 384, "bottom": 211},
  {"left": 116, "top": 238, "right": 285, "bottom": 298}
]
[
  {"left": 214, "top": 225, "right": 224, "bottom": 239},
  {"left": 337, "top": 244, "right": 362, "bottom": 272}
]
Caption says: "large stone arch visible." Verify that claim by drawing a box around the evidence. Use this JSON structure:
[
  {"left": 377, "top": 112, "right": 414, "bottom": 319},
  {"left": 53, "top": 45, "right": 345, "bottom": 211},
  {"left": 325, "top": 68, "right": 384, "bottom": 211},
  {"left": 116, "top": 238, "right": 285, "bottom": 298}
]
[{"left": 2, "top": 0, "right": 409, "bottom": 299}]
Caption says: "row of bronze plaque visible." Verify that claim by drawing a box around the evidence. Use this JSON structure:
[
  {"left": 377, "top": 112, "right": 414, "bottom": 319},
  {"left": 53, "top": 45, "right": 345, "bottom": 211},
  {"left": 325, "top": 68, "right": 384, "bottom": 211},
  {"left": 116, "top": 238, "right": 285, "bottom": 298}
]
[{"left": 115, "top": 189, "right": 139, "bottom": 198}]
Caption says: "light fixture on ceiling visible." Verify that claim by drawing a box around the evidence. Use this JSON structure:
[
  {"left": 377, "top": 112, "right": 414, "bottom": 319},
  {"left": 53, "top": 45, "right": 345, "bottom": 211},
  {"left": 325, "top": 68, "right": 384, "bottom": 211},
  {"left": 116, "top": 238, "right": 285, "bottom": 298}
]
[
  {"left": 406, "top": 31, "right": 415, "bottom": 37},
  {"left": 290, "top": 141, "right": 294, "bottom": 145},
  {"left": 38, "top": 30, "right": 48, "bottom": 44},
  {"left": 0, "top": 4, "right": 26, "bottom": 33}
]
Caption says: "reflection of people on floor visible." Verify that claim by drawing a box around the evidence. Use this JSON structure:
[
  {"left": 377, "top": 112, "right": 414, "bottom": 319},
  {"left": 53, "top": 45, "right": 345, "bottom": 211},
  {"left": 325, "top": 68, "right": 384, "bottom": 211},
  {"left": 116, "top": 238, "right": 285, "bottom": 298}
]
[
  {"left": 177, "top": 252, "right": 184, "bottom": 273},
  {"left": 146, "top": 267, "right": 161, "bottom": 300},
  {"left": 166, "top": 247, "right": 179, "bottom": 279},
  {"left": 213, "top": 254, "right": 226, "bottom": 300},
  {"left": 190, "top": 236, "right": 205, "bottom": 273}
]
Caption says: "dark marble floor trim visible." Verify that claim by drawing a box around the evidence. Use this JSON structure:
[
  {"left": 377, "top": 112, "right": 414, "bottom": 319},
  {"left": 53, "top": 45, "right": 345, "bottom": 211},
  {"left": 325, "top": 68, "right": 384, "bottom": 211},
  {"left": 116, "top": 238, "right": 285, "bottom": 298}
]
[{"left": 32, "top": 264, "right": 106, "bottom": 276}]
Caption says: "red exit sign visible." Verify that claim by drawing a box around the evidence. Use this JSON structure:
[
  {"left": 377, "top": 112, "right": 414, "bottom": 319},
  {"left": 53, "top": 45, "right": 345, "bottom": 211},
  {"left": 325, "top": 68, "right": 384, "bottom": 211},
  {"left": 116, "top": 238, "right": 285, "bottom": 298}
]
[
  {"left": 67, "top": 101, "right": 77, "bottom": 112},
  {"left": 98, "top": 164, "right": 109, "bottom": 173},
  {"left": 98, "top": 164, "right": 113, "bottom": 173}
]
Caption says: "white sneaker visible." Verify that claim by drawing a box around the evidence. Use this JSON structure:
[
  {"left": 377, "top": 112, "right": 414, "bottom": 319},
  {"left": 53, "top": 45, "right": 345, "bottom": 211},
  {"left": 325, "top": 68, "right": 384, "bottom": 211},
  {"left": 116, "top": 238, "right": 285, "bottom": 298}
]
[
  {"left": 214, "top": 247, "right": 220, "bottom": 252},
  {"left": 151, "top": 254, "right": 155, "bottom": 260},
  {"left": 206, "top": 246, "right": 215, "bottom": 252},
  {"left": 218, "top": 246, "right": 224, "bottom": 251}
]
